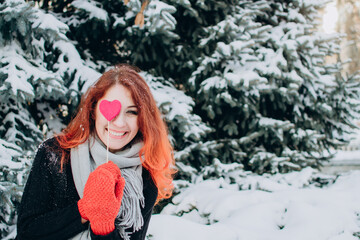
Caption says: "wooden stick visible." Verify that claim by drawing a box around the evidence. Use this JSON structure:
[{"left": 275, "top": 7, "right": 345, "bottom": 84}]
[{"left": 106, "top": 121, "right": 109, "bottom": 162}]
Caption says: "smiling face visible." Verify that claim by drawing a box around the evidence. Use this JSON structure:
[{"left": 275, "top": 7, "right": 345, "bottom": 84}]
[{"left": 95, "top": 84, "right": 139, "bottom": 152}]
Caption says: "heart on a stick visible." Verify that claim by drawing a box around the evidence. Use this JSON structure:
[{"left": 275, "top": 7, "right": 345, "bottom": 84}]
[{"left": 99, "top": 100, "right": 122, "bottom": 121}]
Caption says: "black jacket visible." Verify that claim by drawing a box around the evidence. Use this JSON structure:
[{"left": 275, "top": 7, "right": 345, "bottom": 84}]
[{"left": 16, "top": 138, "right": 158, "bottom": 240}]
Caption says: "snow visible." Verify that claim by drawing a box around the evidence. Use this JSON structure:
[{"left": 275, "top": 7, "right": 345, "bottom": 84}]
[
  {"left": 146, "top": 0, "right": 177, "bottom": 33},
  {"left": 332, "top": 150, "right": 360, "bottom": 163},
  {"left": 147, "top": 167, "right": 360, "bottom": 240},
  {"left": 52, "top": 40, "right": 101, "bottom": 93},
  {"left": 0, "top": 44, "right": 56, "bottom": 101},
  {"left": 71, "top": 0, "right": 109, "bottom": 23},
  {"left": 200, "top": 76, "right": 226, "bottom": 91},
  {"left": 0, "top": 139, "right": 22, "bottom": 168},
  {"left": 258, "top": 117, "right": 293, "bottom": 129},
  {"left": 32, "top": 11, "right": 69, "bottom": 40},
  {"left": 148, "top": 215, "right": 237, "bottom": 240},
  {"left": 225, "top": 70, "right": 267, "bottom": 89}
]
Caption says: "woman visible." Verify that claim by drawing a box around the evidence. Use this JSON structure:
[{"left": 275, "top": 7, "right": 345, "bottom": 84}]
[{"left": 16, "top": 64, "right": 176, "bottom": 240}]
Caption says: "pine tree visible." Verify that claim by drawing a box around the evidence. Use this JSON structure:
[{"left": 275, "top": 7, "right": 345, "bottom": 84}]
[
  {"left": 0, "top": 0, "right": 100, "bottom": 237},
  {"left": 187, "top": 0, "right": 360, "bottom": 174}
]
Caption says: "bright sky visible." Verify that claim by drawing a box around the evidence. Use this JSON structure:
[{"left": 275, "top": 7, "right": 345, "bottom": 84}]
[{"left": 322, "top": 1, "right": 338, "bottom": 34}]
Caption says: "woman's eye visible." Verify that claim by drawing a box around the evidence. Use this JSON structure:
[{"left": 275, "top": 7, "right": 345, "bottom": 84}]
[{"left": 127, "top": 110, "right": 138, "bottom": 115}]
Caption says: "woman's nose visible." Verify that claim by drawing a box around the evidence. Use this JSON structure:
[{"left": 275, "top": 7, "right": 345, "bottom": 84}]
[{"left": 112, "top": 113, "right": 126, "bottom": 127}]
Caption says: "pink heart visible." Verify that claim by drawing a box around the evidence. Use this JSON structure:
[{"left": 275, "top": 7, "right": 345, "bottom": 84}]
[{"left": 99, "top": 100, "right": 122, "bottom": 121}]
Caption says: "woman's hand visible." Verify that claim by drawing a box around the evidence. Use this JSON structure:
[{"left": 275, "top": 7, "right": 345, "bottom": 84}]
[{"left": 78, "top": 161, "right": 125, "bottom": 235}]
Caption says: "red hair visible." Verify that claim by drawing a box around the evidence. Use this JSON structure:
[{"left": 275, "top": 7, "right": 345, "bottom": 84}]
[{"left": 56, "top": 64, "right": 176, "bottom": 201}]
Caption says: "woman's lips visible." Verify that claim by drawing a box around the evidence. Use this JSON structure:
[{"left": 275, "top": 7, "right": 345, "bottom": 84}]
[{"left": 107, "top": 129, "right": 128, "bottom": 139}]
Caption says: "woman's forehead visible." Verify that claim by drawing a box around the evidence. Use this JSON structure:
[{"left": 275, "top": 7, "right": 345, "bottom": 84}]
[{"left": 100, "top": 84, "right": 136, "bottom": 107}]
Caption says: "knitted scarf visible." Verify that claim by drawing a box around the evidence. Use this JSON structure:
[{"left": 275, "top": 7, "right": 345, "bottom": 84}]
[{"left": 70, "top": 136, "right": 145, "bottom": 240}]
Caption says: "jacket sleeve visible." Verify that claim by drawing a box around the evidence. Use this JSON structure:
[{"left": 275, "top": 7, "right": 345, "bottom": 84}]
[{"left": 16, "top": 140, "right": 88, "bottom": 240}]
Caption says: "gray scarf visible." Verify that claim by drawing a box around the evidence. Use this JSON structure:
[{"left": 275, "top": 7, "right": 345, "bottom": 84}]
[{"left": 70, "top": 136, "right": 145, "bottom": 240}]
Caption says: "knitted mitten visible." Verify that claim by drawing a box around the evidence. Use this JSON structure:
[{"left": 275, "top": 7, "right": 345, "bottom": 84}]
[{"left": 78, "top": 161, "right": 125, "bottom": 235}]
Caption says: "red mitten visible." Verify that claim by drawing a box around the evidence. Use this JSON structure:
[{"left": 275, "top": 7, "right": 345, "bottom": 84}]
[
  {"left": 78, "top": 161, "right": 125, "bottom": 235},
  {"left": 97, "top": 161, "right": 122, "bottom": 179}
]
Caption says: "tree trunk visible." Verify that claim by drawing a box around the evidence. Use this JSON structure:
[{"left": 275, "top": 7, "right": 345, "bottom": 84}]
[{"left": 337, "top": 0, "right": 360, "bottom": 74}]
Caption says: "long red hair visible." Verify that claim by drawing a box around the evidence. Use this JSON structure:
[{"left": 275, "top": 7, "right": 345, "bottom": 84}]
[{"left": 56, "top": 64, "right": 176, "bottom": 201}]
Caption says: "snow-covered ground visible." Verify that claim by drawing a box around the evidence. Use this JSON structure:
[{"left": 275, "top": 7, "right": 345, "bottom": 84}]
[
  {"left": 147, "top": 166, "right": 360, "bottom": 240},
  {"left": 322, "top": 150, "right": 360, "bottom": 175}
]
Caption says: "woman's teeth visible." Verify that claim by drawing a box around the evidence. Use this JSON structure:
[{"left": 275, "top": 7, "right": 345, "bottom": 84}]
[{"left": 108, "top": 130, "right": 126, "bottom": 136}]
